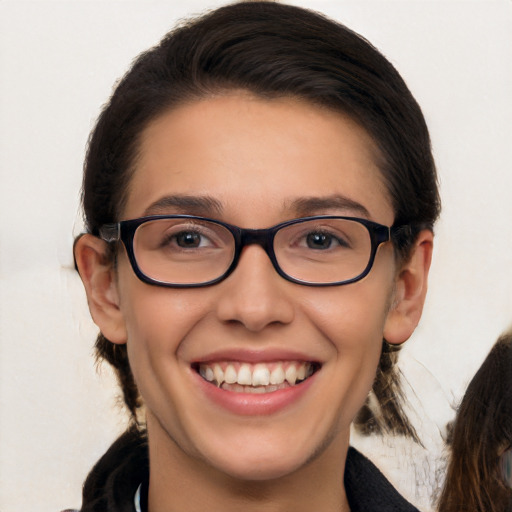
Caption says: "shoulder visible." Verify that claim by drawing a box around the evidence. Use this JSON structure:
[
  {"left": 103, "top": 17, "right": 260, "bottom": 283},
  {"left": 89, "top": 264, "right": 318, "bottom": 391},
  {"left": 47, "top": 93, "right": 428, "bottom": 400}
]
[{"left": 345, "top": 447, "right": 420, "bottom": 512}]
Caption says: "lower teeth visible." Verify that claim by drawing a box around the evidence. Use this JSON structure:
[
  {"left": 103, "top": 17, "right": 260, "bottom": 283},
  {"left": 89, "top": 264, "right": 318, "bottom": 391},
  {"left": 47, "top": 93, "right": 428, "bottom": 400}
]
[
  {"left": 221, "top": 383, "right": 282, "bottom": 393},
  {"left": 217, "top": 379, "right": 308, "bottom": 393}
]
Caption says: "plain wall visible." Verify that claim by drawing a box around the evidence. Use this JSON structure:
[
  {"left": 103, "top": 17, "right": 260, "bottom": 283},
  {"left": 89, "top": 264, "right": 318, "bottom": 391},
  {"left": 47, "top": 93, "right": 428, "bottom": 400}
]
[{"left": 1, "top": 1, "right": 511, "bottom": 511}]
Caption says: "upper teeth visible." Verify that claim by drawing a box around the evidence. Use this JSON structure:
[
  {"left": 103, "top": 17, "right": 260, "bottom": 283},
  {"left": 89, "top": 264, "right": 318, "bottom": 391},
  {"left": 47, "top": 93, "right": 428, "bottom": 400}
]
[{"left": 198, "top": 361, "right": 313, "bottom": 388}]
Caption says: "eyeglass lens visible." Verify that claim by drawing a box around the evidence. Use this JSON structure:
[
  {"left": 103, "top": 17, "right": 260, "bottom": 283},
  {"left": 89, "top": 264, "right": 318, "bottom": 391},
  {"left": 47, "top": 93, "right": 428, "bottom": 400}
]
[{"left": 133, "top": 217, "right": 373, "bottom": 286}]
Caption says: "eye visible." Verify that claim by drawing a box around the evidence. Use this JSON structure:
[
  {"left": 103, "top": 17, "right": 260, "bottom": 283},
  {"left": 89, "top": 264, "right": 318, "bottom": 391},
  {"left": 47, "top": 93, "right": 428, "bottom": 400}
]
[
  {"left": 174, "top": 231, "right": 208, "bottom": 248},
  {"left": 304, "top": 231, "right": 348, "bottom": 250},
  {"left": 307, "top": 232, "right": 333, "bottom": 249},
  {"left": 163, "top": 229, "right": 214, "bottom": 249},
  {"left": 278, "top": 219, "right": 363, "bottom": 256}
]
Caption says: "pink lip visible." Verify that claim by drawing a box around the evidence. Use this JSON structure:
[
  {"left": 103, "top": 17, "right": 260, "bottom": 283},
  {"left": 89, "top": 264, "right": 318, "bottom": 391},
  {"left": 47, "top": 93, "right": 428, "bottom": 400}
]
[
  {"left": 191, "top": 348, "right": 319, "bottom": 364},
  {"left": 192, "top": 369, "right": 317, "bottom": 416}
]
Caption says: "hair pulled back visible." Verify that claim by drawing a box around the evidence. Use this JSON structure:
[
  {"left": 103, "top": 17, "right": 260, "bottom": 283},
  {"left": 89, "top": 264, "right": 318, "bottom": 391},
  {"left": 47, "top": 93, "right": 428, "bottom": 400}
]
[{"left": 81, "top": 1, "right": 440, "bottom": 436}]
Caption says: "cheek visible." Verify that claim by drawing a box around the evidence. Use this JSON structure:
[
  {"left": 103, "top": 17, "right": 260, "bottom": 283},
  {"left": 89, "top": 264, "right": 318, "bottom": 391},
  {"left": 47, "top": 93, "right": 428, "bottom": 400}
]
[
  {"left": 121, "top": 286, "right": 210, "bottom": 349},
  {"left": 300, "top": 278, "right": 393, "bottom": 416},
  {"left": 116, "top": 269, "right": 216, "bottom": 419},
  {"left": 302, "top": 245, "right": 396, "bottom": 341},
  {"left": 115, "top": 257, "right": 214, "bottom": 375},
  {"left": 302, "top": 280, "right": 393, "bottom": 352}
]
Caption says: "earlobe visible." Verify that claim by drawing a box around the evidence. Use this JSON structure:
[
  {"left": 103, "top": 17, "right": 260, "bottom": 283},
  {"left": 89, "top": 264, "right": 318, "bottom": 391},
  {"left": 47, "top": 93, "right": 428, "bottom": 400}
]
[
  {"left": 74, "top": 234, "right": 128, "bottom": 344},
  {"left": 383, "top": 230, "right": 433, "bottom": 345}
]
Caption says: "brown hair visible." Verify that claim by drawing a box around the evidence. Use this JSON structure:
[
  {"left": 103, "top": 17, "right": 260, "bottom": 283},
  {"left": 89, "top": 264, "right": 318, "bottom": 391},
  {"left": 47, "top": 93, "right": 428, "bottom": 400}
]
[
  {"left": 437, "top": 332, "right": 512, "bottom": 512},
  {"left": 80, "top": 1, "right": 440, "bottom": 435}
]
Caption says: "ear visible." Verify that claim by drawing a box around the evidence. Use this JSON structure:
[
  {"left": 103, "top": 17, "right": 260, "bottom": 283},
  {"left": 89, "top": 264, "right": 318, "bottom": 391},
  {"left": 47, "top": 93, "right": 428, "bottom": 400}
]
[
  {"left": 383, "top": 230, "right": 433, "bottom": 345},
  {"left": 74, "top": 234, "right": 128, "bottom": 344}
]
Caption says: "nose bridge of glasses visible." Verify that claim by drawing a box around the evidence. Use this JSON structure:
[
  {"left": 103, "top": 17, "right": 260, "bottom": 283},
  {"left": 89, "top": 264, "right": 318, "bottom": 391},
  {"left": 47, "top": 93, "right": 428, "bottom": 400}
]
[
  {"left": 239, "top": 228, "right": 273, "bottom": 256},
  {"left": 228, "top": 227, "right": 282, "bottom": 281}
]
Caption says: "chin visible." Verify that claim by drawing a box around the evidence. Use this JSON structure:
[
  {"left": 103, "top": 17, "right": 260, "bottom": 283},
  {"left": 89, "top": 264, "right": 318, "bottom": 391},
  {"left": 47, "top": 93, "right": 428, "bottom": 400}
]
[
  {"left": 213, "top": 453, "right": 307, "bottom": 482},
  {"left": 196, "top": 428, "right": 335, "bottom": 483}
]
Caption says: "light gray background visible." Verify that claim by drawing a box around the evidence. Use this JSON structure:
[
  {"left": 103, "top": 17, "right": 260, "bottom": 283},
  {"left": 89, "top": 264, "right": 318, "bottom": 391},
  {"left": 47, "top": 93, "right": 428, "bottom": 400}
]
[{"left": 1, "top": 1, "right": 511, "bottom": 511}]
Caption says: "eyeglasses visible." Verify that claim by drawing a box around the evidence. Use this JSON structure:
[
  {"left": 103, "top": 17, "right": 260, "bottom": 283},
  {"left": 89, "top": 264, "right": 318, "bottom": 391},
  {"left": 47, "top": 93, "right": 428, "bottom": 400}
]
[{"left": 99, "top": 215, "right": 399, "bottom": 288}]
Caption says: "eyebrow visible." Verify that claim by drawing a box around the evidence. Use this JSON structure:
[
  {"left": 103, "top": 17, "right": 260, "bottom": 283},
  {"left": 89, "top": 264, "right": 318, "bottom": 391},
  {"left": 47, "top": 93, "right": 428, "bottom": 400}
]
[
  {"left": 142, "top": 193, "right": 370, "bottom": 220},
  {"left": 288, "top": 195, "right": 371, "bottom": 218},
  {"left": 143, "top": 195, "right": 223, "bottom": 217}
]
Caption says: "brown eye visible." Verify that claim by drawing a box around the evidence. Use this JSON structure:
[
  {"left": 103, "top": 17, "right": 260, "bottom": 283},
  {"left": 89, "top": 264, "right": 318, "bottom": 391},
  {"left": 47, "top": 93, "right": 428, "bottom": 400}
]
[
  {"left": 305, "top": 231, "right": 349, "bottom": 250},
  {"left": 175, "top": 231, "right": 202, "bottom": 248},
  {"left": 307, "top": 232, "right": 331, "bottom": 249}
]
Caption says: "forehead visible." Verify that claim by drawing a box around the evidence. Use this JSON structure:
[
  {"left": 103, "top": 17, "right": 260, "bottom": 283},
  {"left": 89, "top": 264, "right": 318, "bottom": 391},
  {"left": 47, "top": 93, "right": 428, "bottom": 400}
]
[{"left": 125, "top": 94, "right": 393, "bottom": 225}]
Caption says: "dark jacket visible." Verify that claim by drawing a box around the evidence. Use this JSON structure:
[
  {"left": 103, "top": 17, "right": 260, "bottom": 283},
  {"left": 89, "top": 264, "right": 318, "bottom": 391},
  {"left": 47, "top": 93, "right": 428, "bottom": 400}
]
[{"left": 78, "top": 427, "right": 420, "bottom": 512}]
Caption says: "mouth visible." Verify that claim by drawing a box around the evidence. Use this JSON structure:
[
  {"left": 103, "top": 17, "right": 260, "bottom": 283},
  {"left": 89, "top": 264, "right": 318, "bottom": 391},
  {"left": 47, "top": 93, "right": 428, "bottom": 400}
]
[{"left": 192, "top": 361, "right": 320, "bottom": 394}]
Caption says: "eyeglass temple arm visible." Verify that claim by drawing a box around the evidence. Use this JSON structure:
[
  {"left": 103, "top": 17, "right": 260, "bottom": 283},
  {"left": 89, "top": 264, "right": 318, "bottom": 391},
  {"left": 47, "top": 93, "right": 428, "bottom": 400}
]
[
  {"left": 98, "top": 223, "right": 121, "bottom": 243},
  {"left": 390, "top": 223, "right": 428, "bottom": 249}
]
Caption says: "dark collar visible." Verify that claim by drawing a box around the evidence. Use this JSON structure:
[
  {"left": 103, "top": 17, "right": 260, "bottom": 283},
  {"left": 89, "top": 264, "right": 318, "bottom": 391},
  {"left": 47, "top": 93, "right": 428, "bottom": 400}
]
[{"left": 344, "top": 447, "right": 419, "bottom": 511}]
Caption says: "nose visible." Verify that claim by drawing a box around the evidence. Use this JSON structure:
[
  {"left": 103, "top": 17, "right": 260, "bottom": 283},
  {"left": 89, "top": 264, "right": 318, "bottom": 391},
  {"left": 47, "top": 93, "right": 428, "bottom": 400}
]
[{"left": 215, "top": 245, "right": 295, "bottom": 332}]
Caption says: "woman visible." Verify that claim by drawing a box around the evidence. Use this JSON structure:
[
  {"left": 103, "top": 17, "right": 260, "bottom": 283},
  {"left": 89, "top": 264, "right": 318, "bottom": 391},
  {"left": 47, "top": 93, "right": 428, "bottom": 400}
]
[
  {"left": 437, "top": 332, "right": 512, "bottom": 512},
  {"left": 73, "top": 2, "right": 440, "bottom": 510}
]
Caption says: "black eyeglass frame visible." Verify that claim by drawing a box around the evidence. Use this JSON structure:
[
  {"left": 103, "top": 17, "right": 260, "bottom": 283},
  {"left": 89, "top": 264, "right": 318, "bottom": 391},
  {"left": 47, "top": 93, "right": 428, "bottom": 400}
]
[{"left": 99, "top": 214, "right": 402, "bottom": 288}]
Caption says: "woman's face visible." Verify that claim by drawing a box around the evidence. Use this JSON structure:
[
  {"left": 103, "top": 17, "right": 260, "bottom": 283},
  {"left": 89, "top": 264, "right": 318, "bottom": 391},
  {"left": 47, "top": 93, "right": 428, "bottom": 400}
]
[{"left": 109, "top": 94, "right": 409, "bottom": 480}]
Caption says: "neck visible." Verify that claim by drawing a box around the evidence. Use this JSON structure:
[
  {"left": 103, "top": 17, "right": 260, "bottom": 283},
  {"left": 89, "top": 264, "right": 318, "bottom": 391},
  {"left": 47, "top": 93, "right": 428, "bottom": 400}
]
[{"left": 145, "top": 414, "right": 351, "bottom": 512}]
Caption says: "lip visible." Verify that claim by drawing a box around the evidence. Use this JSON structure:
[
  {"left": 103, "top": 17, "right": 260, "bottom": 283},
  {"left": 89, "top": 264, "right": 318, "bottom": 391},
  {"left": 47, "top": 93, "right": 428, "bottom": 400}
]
[
  {"left": 190, "top": 349, "right": 321, "bottom": 416},
  {"left": 191, "top": 348, "right": 319, "bottom": 365},
  {"left": 192, "top": 368, "right": 317, "bottom": 415}
]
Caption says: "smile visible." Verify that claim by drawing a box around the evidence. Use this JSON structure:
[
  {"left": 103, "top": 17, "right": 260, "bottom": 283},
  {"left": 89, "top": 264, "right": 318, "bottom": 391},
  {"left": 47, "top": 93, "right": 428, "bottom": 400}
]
[{"left": 195, "top": 361, "right": 318, "bottom": 394}]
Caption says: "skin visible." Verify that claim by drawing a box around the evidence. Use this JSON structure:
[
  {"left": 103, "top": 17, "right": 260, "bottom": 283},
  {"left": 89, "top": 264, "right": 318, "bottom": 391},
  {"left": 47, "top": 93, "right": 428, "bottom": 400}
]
[{"left": 76, "top": 93, "right": 433, "bottom": 512}]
